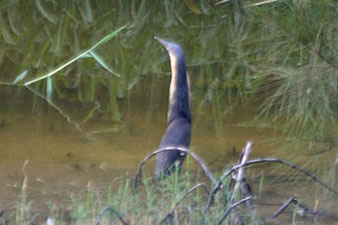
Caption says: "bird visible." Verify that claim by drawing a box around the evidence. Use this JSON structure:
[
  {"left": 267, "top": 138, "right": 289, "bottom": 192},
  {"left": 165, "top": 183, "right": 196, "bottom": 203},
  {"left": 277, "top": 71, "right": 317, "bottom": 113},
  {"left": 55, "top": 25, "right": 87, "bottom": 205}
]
[{"left": 154, "top": 37, "right": 191, "bottom": 179}]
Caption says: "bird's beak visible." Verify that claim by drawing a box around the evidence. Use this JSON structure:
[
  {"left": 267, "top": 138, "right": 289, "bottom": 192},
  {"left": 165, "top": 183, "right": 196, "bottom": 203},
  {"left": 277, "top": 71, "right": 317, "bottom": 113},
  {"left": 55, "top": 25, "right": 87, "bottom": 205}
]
[{"left": 154, "top": 36, "right": 170, "bottom": 51}]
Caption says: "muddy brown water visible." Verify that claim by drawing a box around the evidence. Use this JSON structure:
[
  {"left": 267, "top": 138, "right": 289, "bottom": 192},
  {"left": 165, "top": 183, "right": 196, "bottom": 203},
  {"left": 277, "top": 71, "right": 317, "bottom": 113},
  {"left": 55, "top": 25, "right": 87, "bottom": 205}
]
[{"left": 0, "top": 83, "right": 337, "bottom": 224}]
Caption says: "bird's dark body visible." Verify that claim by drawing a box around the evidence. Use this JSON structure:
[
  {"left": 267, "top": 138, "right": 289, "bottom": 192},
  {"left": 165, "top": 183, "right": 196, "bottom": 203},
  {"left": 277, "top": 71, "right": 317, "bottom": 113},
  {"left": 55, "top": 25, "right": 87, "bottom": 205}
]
[
  {"left": 154, "top": 37, "right": 191, "bottom": 179},
  {"left": 156, "top": 118, "right": 191, "bottom": 177}
]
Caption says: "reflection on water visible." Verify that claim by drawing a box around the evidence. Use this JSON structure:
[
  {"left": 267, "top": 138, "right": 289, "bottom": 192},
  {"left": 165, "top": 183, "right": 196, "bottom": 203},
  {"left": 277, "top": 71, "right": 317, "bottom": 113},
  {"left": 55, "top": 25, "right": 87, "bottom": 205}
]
[{"left": 0, "top": 80, "right": 274, "bottom": 195}]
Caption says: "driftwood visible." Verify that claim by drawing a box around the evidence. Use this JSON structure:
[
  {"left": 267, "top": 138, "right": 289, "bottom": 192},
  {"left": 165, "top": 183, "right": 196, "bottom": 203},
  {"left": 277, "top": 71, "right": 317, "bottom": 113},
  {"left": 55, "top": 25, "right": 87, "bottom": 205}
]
[
  {"left": 205, "top": 156, "right": 338, "bottom": 214},
  {"left": 131, "top": 142, "right": 338, "bottom": 224},
  {"left": 116, "top": 141, "right": 338, "bottom": 224},
  {"left": 134, "top": 147, "right": 216, "bottom": 188},
  {"left": 267, "top": 197, "right": 338, "bottom": 221},
  {"left": 134, "top": 142, "right": 337, "bottom": 224}
]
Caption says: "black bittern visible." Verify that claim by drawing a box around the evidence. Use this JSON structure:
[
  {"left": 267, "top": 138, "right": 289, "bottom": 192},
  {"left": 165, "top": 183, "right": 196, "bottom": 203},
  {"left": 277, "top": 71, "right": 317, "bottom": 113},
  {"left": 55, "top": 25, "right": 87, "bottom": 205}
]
[{"left": 154, "top": 37, "right": 191, "bottom": 179}]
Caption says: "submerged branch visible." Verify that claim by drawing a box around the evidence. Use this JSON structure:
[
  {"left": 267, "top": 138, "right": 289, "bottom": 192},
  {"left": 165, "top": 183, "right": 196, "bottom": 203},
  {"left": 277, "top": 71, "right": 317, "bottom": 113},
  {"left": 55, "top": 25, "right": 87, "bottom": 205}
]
[{"left": 25, "top": 85, "right": 88, "bottom": 137}]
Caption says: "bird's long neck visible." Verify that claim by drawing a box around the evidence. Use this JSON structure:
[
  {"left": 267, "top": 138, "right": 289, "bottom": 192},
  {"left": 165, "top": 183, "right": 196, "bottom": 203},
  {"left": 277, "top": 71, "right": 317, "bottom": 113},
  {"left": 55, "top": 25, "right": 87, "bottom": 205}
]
[{"left": 167, "top": 52, "right": 191, "bottom": 124}]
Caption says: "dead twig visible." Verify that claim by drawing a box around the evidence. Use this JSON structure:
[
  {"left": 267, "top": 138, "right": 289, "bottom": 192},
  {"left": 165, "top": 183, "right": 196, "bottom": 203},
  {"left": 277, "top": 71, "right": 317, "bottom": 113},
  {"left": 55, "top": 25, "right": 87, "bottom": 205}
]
[
  {"left": 160, "top": 183, "right": 209, "bottom": 224},
  {"left": 96, "top": 206, "right": 129, "bottom": 225},
  {"left": 217, "top": 196, "right": 253, "bottom": 225},
  {"left": 267, "top": 197, "right": 338, "bottom": 221},
  {"left": 206, "top": 157, "right": 338, "bottom": 213},
  {"left": 230, "top": 142, "right": 253, "bottom": 207},
  {"left": 268, "top": 197, "right": 297, "bottom": 219},
  {"left": 22, "top": 160, "right": 29, "bottom": 193},
  {"left": 134, "top": 147, "right": 215, "bottom": 188},
  {"left": 228, "top": 142, "right": 254, "bottom": 224},
  {"left": 232, "top": 158, "right": 338, "bottom": 195}
]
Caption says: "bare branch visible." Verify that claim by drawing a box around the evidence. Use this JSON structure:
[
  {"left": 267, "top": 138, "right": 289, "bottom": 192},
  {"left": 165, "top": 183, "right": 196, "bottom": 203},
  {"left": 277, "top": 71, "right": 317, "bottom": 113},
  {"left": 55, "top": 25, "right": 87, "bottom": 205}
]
[
  {"left": 267, "top": 197, "right": 338, "bottom": 221},
  {"left": 268, "top": 197, "right": 297, "bottom": 219},
  {"left": 96, "top": 206, "right": 129, "bottom": 225},
  {"left": 134, "top": 147, "right": 215, "bottom": 188},
  {"left": 217, "top": 196, "right": 253, "bottom": 225},
  {"left": 230, "top": 142, "right": 253, "bottom": 207},
  {"left": 227, "top": 158, "right": 338, "bottom": 195},
  {"left": 206, "top": 157, "right": 338, "bottom": 214}
]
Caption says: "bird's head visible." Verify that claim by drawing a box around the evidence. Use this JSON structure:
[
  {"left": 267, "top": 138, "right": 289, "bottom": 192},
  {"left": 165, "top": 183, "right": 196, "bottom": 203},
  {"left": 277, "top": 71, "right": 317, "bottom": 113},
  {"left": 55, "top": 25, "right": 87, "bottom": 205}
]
[{"left": 154, "top": 36, "right": 184, "bottom": 61}]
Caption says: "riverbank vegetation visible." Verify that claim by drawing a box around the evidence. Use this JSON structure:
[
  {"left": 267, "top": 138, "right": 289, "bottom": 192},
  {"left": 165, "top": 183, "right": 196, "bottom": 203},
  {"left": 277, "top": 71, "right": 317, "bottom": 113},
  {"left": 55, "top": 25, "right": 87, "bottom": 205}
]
[
  {"left": 0, "top": 0, "right": 337, "bottom": 224},
  {"left": 0, "top": 0, "right": 337, "bottom": 143},
  {"left": 3, "top": 143, "right": 337, "bottom": 224}
]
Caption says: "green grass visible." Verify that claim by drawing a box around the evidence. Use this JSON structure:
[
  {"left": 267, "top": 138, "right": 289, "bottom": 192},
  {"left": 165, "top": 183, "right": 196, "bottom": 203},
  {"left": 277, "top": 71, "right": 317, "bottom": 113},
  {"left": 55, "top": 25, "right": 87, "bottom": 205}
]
[
  {"left": 1, "top": 153, "right": 336, "bottom": 225},
  {"left": 6, "top": 164, "right": 337, "bottom": 225},
  {"left": 252, "top": 0, "right": 338, "bottom": 143},
  {"left": 6, "top": 169, "right": 262, "bottom": 225}
]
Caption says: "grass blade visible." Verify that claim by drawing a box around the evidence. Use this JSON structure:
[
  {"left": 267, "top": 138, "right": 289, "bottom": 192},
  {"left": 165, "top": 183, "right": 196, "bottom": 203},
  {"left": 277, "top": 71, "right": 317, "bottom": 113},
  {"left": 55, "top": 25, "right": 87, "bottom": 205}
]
[
  {"left": 247, "top": 0, "right": 281, "bottom": 7},
  {"left": 89, "top": 51, "right": 121, "bottom": 77},
  {"left": 13, "top": 70, "right": 28, "bottom": 84},
  {"left": 24, "top": 23, "right": 128, "bottom": 86},
  {"left": 46, "top": 76, "right": 53, "bottom": 100},
  {"left": 35, "top": 0, "right": 57, "bottom": 24}
]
